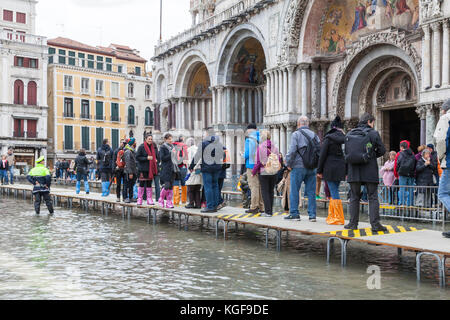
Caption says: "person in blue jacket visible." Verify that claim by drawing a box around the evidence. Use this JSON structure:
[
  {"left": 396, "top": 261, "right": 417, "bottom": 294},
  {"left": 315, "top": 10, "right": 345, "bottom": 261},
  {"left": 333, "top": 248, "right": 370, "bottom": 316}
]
[
  {"left": 27, "top": 156, "right": 54, "bottom": 215},
  {"left": 244, "top": 124, "right": 264, "bottom": 214}
]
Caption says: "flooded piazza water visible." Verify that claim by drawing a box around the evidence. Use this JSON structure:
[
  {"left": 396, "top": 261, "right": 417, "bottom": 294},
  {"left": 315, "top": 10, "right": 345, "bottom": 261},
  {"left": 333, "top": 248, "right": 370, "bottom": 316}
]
[{"left": 0, "top": 195, "right": 448, "bottom": 300}]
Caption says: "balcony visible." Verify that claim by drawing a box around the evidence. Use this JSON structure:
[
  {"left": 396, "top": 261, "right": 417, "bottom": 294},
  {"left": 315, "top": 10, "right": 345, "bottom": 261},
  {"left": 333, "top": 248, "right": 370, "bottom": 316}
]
[
  {"left": 81, "top": 88, "right": 90, "bottom": 95},
  {"left": 13, "top": 131, "right": 38, "bottom": 139},
  {"left": 154, "top": 0, "right": 263, "bottom": 58},
  {"left": 13, "top": 131, "right": 25, "bottom": 138},
  {"left": 0, "top": 29, "right": 47, "bottom": 46},
  {"left": 95, "top": 90, "right": 104, "bottom": 97},
  {"left": 63, "top": 112, "right": 76, "bottom": 119}
]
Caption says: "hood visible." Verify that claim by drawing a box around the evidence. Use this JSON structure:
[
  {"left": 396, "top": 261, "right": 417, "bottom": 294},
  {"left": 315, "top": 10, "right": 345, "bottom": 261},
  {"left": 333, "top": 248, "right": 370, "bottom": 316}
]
[
  {"left": 325, "top": 128, "right": 345, "bottom": 144},
  {"left": 102, "top": 144, "right": 111, "bottom": 152},
  {"left": 78, "top": 152, "right": 86, "bottom": 156},
  {"left": 403, "top": 148, "right": 414, "bottom": 156},
  {"left": 206, "top": 135, "right": 217, "bottom": 143}
]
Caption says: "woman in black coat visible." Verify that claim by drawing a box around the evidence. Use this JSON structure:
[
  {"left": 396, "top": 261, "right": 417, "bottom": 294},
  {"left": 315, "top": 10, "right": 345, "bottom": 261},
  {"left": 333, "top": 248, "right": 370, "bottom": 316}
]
[
  {"left": 157, "top": 133, "right": 176, "bottom": 208},
  {"left": 415, "top": 149, "right": 436, "bottom": 207},
  {"left": 317, "top": 116, "right": 346, "bottom": 225},
  {"left": 136, "top": 134, "right": 159, "bottom": 205}
]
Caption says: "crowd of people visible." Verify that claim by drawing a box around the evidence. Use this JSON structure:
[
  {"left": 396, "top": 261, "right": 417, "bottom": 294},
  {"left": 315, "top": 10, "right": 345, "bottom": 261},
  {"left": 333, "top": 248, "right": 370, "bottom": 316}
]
[
  {"left": 0, "top": 148, "right": 16, "bottom": 185},
  {"left": 25, "top": 99, "right": 450, "bottom": 237}
]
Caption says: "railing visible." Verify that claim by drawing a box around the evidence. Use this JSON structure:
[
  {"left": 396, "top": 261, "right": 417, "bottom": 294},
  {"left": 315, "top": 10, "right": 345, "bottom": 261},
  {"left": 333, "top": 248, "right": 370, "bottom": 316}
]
[
  {"left": 154, "top": 0, "right": 261, "bottom": 56},
  {"left": 63, "top": 112, "right": 75, "bottom": 119},
  {"left": 127, "top": 116, "right": 136, "bottom": 126},
  {"left": 13, "top": 131, "right": 25, "bottom": 138},
  {"left": 81, "top": 88, "right": 90, "bottom": 95},
  {"left": 0, "top": 29, "right": 46, "bottom": 46},
  {"left": 80, "top": 114, "right": 91, "bottom": 120},
  {"left": 27, "top": 131, "right": 37, "bottom": 138},
  {"left": 95, "top": 90, "right": 104, "bottom": 96}
]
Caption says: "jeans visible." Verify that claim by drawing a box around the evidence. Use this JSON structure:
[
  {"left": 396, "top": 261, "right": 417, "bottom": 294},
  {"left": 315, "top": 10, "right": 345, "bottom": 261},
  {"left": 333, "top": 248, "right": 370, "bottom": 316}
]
[
  {"left": 76, "top": 172, "right": 90, "bottom": 194},
  {"left": 289, "top": 168, "right": 317, "bottom": 218},
  {"left": 438, "top": 169, "right": 450, "bottom": 212},
  {"left": 326, "top": 181, "right": 341, "bottom": 200},
  {"left": 89, "top": 169, "right": 96, "bottom": 180},
  {"left": 8, "top": 165, "right": 14, "bottom": 184},
  {"left": 0, "top": 170, "right": 6, "bottom": 184},
  {"left": 218, "top": 178, "right": 225, "bottom": 205},
  {"left": 174, "top": 167, "right": 188, "bottom": 186},
  {"left": 124, "top": 174, "right": 137, "bottom": 200},
  {"left": 398, "top": 176, "right": 415, "bottom": 206},
  {"left": 202, "top": 171, "right": 221, "bottom": 210}
]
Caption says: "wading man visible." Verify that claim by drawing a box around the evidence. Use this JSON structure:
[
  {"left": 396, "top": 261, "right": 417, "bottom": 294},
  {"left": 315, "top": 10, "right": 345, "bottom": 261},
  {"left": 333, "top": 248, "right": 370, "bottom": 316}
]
[{"left": 27, "top": 156, "right": 54, "bottom": 215}]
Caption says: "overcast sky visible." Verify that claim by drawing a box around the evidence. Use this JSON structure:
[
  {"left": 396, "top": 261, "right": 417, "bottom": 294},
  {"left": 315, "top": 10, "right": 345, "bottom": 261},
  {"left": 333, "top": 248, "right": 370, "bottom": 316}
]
[{"left": 35, "top": 0, "right": 192, "bottom": 68}]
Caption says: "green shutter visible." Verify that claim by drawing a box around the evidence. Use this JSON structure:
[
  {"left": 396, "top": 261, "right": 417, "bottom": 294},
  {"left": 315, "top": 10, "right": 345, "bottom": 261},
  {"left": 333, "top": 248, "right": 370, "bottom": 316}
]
[
  {"left": 96, "top": 127, "right": 104, "bottom": 151},
  {"left": 87, "top": 55, "right": 94, "bottom": 69},
  {"left": 96, "top": 101, "right": 103, "bottom": 120},
  {"left": 105, "top": 57, "right": 112, "bottom": 63},
  {"left": 97, "top": 62, "right": 103, "bottom": 70},
  {"left": 97, "top": 56, "right": 103, "bottom": 61},
  {"left": 78, "top": 53, "right": 85, "bottom": 58},
  {"left": 111, "top": 103, "right": 119, "bottom": 121},
  {"left": 112, "top": 129, "right": 119, "bottom": 150},
  {"left": 106, "top": 64, "right": 112, "bottom": 71},
  {"left": 118, "top": 65, "right": 123, "bottom": 73},
  {"left": 82, "top": 127, "right": 90, "bottom": 150},
  {"left": 48, "top": 47, "right": 56, "bottom": 54},
  {"left": 135, "top": 67, "right": 141, "bottom": 76},
  {"left": 64, "top": 126, "right": 73, "bottom": 150}
]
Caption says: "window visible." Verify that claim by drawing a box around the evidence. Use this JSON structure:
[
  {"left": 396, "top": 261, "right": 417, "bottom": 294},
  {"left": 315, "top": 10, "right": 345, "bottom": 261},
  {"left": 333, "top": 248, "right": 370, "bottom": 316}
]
[
  {"left": 64, "top": 126, "right": 73, "bottom": 150},
  {"left": 14, "top": 119, "right": 25, "bottom": 137},
  {"left": 48, "top": 47, "right": 55, "bottom": 64},
  {"left": 81, "top": 78, "right": 89, "bottom": 94},
  {"left": 96, "top": 56, "right": 103, "bottom": 70},
  {"left": 29, "top": 58, "right": 38, "bottom": 68},
  {"left": 135, "top": 66, "right": 141, "bottom": 76},
  {"left": 81, "top": 100, "right": 90, "bottom": 119},
  {"left": 111, "top": 82, "right": 119, "bottom": 98},
  {"left": 145, "top": 85, "right": 151, "bottom": 100},
  {"left": 112, "top": 129, "right": 119, "bottom": 150},
  {"left": 128, "top": 83, "right": 134, "bottom": 98},
  {"left": 64, "top": 98, "right": 74, "bottom": 118},
  {"left": 15, "top": 56, "right": 24, "bottom": 67},
  {"left": 27, "top": 81, "right": 37, "bottom": 106},
  {"left": 27, "top": 120, "right": 37, "bottom": 138},
  {"left": 95, "top": 80, "right": 104, "bottom": 96},
  {"left": 87, "top": 54, "right": 94, "bottom": 69},
  {"left": 3, "top": 10, "right": 13, "bottom": 22},
  {"left": 82, "top": 127, "right": 90, "bottom": 150},
  {"left": 68, "top": 51, "right": 76, "bottom": 66},
  {"left": 106, "top": 58, "right": 112, "bottom": 72},
  {"left": 96, "top": 101, "right": 104, "bottom": 121},
  {"left": 118, "top": 65, "right": 123, "bottom": 73},
  {"left": 78, "top": 53, "right": 85, "bottom": 67},
  {"left": 14, "top": 57, "right": 38, "bottom": 68},
  {"left": 5, "top": 28, "right": 13, "bottom": 40},
  {"left": 96, "top": 127, "right": 104, "bottom": 151},
  {"left": 145, "top": 107, "right": 153, "bottom": 126},
  {"left": 64, "top": 75, "right": 73, "bottom": 91},
  {"left": 128, "top": 105, "right": 135, "bottom": 125},
  {"left": 14, "top": 79, "right": 24, "bottom": 104},
  {"left": 58, "top": 49, "right": 66, "bottom": 64},
  {"left": 111, "top": 103, "right": 119, "bottom": 122},
  {"left": 16, "top": 12, "right": 26, "bottom": 24},
  {"left": 16, "top": 31, "right": 25, "bottom": 42}
]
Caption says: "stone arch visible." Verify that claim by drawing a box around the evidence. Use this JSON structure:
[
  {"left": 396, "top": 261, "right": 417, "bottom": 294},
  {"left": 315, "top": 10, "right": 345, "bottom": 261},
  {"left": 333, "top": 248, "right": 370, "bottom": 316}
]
[
  {"left": 173, "top": 50, "right": 211, "bottom": 97},
  {"left": 332, "top": 31, "right": 421, "bottom": 118},
  {"left": 155, "top": 73, "right": 167, "bottom": 104},
  {"left": 216, "top": 23, "right": 269, "bottom": 85}
]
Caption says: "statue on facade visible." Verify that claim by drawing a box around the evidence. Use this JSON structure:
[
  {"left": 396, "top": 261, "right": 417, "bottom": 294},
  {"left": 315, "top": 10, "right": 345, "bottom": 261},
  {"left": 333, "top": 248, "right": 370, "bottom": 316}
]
[{"left": 420, "top": 0, "right": 443, "bottom": 22}]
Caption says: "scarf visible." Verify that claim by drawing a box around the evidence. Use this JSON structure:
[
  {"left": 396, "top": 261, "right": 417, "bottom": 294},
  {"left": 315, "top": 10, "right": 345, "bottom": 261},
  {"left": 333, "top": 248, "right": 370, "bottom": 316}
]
[{"left": 144, "top": 142, "right": 157, "bottom": 180}]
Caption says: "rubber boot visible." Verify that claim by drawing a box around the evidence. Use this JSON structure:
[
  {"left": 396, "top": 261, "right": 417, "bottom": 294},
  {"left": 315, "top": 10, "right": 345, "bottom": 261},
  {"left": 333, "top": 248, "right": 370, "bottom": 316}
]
[
  {"left": 137, "top": 187, "right": 145, "bottom": 206},
  {"left": 147, "top": 188, "right": 155, "bottom": 205},
  {"left": 101, "top": 182, "right": 107, "bottom": 197},
  {"left": 173, "top": 186, "right": 180, "bottom": 206},
  {"left": 76, "top": 181, "right": 81, "bottom": 194},
  {"left": 158, "top": 188, "right": 166, "bottom": 207},
  {"left": 335, "top": 200, "right": 345, "bottom": 225},
  {"left": 181, "top": 186, "right": 188, "bottom": 204},
  {"left": 166, "top": 190, "right": 174, "bottom": 209},
  {"left": 105, "top": 182, "right": 110, "bottom": 197}
]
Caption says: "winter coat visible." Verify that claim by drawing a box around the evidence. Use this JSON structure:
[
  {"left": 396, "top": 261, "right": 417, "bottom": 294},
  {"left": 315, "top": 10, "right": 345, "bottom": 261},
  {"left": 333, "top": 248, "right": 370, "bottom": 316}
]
[
  {"left": 434, "top": 110, "right": 450, "bottom": 168},
  {"left": 286, "top": 126, "right": 321, "bottom": 169},
  {"left": 74, "top": 152, "right": 90, "bottom": 175},
  {"left": 396, "top": 149, "right": 416, "bottom": 178},
  {"left": 97, "top": 144, "right": 113, "bottom": 173},
  {"left": 380, "top": 160, "right": 396, "bottom": 186},
  {"left": 347, "top": 124, "right": 386, "bottom": 184},
  {"left": 252, "top": 140, "right": 281, "bottom": 176},
  {"left": 123, "top": 145, "right": 138, "bottom": 176},
  {"left": 186, "top": 145, "right": 202, "bottom": 186},
  {"left": 136, "top": 142, "right": 159, "bottom": 177},
  {"left": 416, "top": 158, "right": 436, "bottom": 186},
  {"left": 190, "top": 136, "right": 224, "bottom": 173},
  {"left": 0, "top": 159, "right": 9, "bottom": 170},
  {"left": 317, "top": 128, "right": 346, "bottom": 182},
  {"left": 159, "top": 143, "right": 175, "bottom": 183},
  {"left": 244, "top": 130, "right": 260, "bottom": 170},
  {"left": 27, "top": 163, "right": 52, "bottom": 193},
  {"left": 88, "top": 160, "right": 96, "bottom": 170}
]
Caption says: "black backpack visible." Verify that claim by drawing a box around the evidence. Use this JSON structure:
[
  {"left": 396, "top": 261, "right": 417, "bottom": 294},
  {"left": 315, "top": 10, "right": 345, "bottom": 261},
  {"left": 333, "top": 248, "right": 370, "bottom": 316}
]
[
  {"left": 298, "top": 129, "right": 320, "bottom": 169},
  {"left": 99, "top": 149, "right": 112, "bottom": 167},
  {"left": 345, "top": 127, "right": 373, "bottom": 165},
  {"left": 398, "top": 151, "right": 416, "bottom": 177}
]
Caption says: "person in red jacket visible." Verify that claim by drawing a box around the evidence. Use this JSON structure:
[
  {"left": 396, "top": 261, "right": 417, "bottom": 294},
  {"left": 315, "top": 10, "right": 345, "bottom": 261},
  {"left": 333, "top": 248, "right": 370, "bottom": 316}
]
[{"left": 394, "top": 140, "right": 412, "bottom": 179}]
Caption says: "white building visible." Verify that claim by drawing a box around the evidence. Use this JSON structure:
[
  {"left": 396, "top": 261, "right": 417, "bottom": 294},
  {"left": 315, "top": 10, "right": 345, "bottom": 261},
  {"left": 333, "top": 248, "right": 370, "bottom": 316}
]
[{"left": 0, "top": 0, "right": 48, "bottom": 172}]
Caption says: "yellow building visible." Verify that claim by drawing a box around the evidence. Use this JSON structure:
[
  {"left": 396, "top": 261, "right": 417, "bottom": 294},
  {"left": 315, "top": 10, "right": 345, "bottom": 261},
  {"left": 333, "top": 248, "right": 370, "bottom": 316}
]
[{"left": 47, "top": 37, "right": 149, "bottom": 167}]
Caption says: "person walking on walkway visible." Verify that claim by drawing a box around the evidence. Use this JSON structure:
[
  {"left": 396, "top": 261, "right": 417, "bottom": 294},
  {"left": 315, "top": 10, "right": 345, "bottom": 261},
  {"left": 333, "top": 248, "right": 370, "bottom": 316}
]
[
  {"left": 6, "top": 148, "right": 15, "bottom": 184},
  {"left": 345, "top": 113, "right": 387, "bottom": 232},
  {"left": 0, "top": 155, "right": 8, "bottom": 185},
  {"left": 27, "top": 156, "right": 54, "bottom": 215},
  {"left": 97, "top": 139, "right": 114, "bottom": 197},
  {"left": 396, "top": 141, "right": 416, "bottom": 206},
  {"left": 123, "top": 138, "right": 138, "bottom": 204},
  {"left": 158, "top": 133, "right": 177, "bottom": 209},
  {"left": 285, "top": 116, "right": 321, "bottom": 222},
  {"left": 317, "top": 116, "right": 346, "bottom": 225},
  {"left": 244, "top": 124, "right": 264, "bottom": 214},
  {"left": 217, "top": 146, "right": 231, "bottom": 210},
  {"left": 88, "top": 156, "right": 96, "bottom": 181},
  {"left": 113, "top": 140, "right": 127, "bottom": 202},
  {"left": 74, "top": 148, "right": 91, "bottom": 195},
  {"left": 136, "top": 134, "right": 159, "bottom": 205},
  {"left": 433, "top": 99, "right": 450, "bottom": 238},
  {"left": 252, "top": 130, "right": 281, "bottom": 217},
  {"left": 190, "top": 128, "right": 224, "bottom": 213},
  {"left": 185, "top": 138, "right": 202, "bottom": 209},
  {"left": 173, "top": 136, "right": 189, "bottom": 205},
  {"left": 380, "top": 151, "right": 397, "bottom": 204}
]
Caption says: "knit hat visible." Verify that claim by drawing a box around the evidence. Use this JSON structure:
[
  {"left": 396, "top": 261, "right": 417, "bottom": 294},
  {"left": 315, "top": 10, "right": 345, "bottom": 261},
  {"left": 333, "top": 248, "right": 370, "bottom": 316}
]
[
  {"left": 427, "top": 144, "right": 435, "bottom": 150},
  {"left": 127, "top": 138, "right": 136, "bottom": 146},
  {"left": 331, "top": 116, "right": 343, "bottom": 129},
  {"left": 442, "top": 99, "right": 450, "bottom": 112}
]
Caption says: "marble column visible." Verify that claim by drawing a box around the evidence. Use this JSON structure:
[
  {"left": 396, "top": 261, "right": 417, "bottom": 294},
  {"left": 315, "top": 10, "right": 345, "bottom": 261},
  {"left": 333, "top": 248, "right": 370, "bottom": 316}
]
[
  {"left": 278, "top": 69, "right": 283, "bottom": 114},
  {"left": 426, "top": 104, "right": 437, "bottom": 144},
  {"left": 416, "top": 105, "right": 427, "bottom": 145},
  {"left": 258, "top": 87, "right": 264, "bottom": 123},
  {"left": 320, "top": 64, "right": 328, "bottom": 119},
  {"left": 296, "top": 67, "right": 302, "bottom": 114},
  {"left": 194, "top": 99, "right": 199, "bottom": 130},
  {"left": 283, "top": 67, "right": 288, "bottom": 113},
  {"left": 431, "top": 21, "right": 442, "bottom": 88},
  {"left": 225, "top": 131, "right": 233, "bottom": 178},
  {"left": 181, "top": 98, "right": 187, "bottom": 130},
  {"left": 311, "top": 64, "right": 320, "bottom": 119},
  {"left": 265, "top": 72, "right": 271, "bottom": 116},
  {"left": 280, "top": 125, "right": 287, "bottom": 156},
  {"left": 287, "top": 65, "right": 296, "bottom": 114},
  {"left": 273, "top": 126, "right": 280, "bottom": 153},
  {"left": 217, "top": 86, "right": 224, "bottom": 124},
  {"left": 234, "top": 88, "right": 239, "bottom": 123},
  {"left": 423, "top": 24, "right": 432, "bottom": 90},
  {"left": 168, "top": 102, "right": 172, "bottom": 129},
  {"left": 443, "top": 19, "right": 450, "bottom": 86},
  {"left": 211, "top": 88, "right": 217, "bottom": 125},
  {"left": 248, "top": 89, "right": 253, "bottom": 124},
  {"left": 241, "top": 88, "right": 247, "bottom": 124},
  {"left": 301, "top": 65, "right": 308, "bottom": 116},
  {"left": 271, "top": 71, "right": 276, "bottom": 115},
  {"left": 236, "top": 130, "right": 244, "bottom": 167},
  {"left": 274, "top": 71, "right": 279, "bottom": 114},
  {"left": 287, "top": 125, "right": 294, "bottom": 152},
  {"left": 226, "top": 88, "right": 232, "bottom": 124}
]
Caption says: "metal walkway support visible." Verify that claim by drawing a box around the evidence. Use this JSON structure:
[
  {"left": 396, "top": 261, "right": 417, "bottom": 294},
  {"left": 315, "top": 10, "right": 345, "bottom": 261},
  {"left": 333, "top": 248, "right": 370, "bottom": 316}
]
[
  {"left": 327, "top": 237, "right": 350, "bottom": 267},
  {"left": 416, "top": 252, "right": 446, "bottom": 288},
  {"left": 265, "top": 229, "right": 282, "bottom": 252}
]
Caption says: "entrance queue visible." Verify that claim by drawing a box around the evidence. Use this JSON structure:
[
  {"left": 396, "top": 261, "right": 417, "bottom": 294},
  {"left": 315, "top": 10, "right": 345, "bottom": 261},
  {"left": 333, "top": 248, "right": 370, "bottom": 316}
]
[{"left": 22, "top": 99, "right": 450, "bottom": 238}]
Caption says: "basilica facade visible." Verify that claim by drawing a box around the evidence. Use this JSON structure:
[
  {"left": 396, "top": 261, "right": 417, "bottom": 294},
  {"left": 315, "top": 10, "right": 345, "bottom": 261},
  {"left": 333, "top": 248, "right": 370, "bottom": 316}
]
[{"left": 151, "top": 0, "right": 449, "bottom": 176}]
